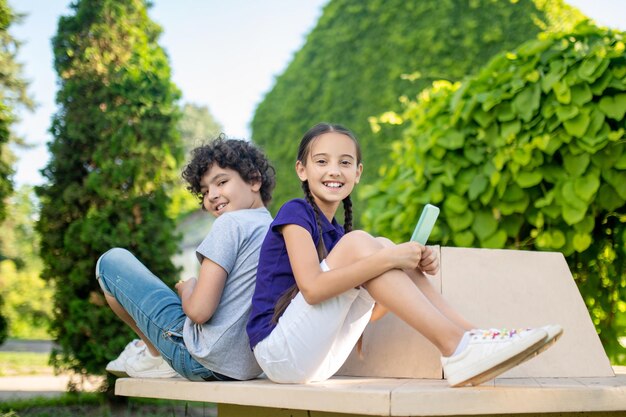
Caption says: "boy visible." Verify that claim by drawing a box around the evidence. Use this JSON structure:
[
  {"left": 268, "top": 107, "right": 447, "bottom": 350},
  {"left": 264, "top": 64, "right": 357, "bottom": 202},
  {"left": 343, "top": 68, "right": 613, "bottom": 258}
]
[{"left": 96, "top": 137, "right": 275, "bottom": 381}]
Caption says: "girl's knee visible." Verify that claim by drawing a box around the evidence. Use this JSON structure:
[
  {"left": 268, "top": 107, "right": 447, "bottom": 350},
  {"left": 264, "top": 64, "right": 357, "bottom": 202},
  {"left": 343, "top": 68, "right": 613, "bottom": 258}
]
[{"left": 327, "top": 231, "right": 383, "bottom": 265}]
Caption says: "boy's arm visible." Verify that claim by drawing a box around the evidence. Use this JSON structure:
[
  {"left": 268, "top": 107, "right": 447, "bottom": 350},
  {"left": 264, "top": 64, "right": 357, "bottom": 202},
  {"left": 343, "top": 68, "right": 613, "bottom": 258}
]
[{"left": 175, "top": 257, "right": 227, "bottom": 324}]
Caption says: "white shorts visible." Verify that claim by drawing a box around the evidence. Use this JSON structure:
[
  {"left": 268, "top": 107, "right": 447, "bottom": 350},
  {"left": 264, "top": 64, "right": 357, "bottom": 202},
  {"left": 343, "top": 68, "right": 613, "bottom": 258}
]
[{"left": 253, "top": 260, "right": 375, "bottom": 384}]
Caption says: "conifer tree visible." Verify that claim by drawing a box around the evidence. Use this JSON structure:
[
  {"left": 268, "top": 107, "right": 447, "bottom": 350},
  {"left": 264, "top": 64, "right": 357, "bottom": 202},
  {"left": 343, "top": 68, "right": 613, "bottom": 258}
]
[{"left": 36, "top": 0, "right": 182, "bottom": 374}]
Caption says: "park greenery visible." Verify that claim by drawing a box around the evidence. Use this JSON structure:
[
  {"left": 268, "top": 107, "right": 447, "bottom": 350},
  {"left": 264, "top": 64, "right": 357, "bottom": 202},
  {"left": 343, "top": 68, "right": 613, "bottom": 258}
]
[
  {"left": 0, "top": 0, "right": 35, "bottom": 344},
  {"left": 362, "top": 22, "right": 626, "bottom": 363},
  {"left": 35, "top": 0, "right": 184, "bottom": 377},
  {"left": 252, "top": 0, "right": 586, "bottom": 214},
  {"left": 0, "top": 0, "right": 624, "bottom": 383}
]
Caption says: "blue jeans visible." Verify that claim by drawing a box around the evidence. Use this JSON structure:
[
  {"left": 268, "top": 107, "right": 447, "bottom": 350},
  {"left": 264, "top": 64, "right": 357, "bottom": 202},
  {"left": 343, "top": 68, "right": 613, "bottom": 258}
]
[{"left": 96, "top": 247, "right": 232, "bottom": 381}]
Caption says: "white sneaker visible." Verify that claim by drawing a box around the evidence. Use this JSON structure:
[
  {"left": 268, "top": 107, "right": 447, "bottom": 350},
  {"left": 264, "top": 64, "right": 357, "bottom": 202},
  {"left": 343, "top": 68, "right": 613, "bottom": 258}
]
[
  {"left": 125, "top": 349, "right": 179, "bottom": 378},
  {"left": 106, "top": 339, "right": 146, "bottom": 377},
  {"left": 442, "top": 327, "right": 547, "bottom": 387},
  {"left": 458, "top": 324, "right": 564, "bottom": 385}
]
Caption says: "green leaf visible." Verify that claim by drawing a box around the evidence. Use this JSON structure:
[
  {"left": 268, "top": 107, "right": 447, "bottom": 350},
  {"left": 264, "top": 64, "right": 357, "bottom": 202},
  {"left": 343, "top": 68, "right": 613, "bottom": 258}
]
[
  {"left": 598, "top": 94, "right": 626, "bottom": 120},
  {"left": 562, "top": 204, "right": 587, "bottom": 225},
  {"left": 534, "top": 190, "right": 554, "bottom": 208},
  {"left": 515, "top": 171, "right": 543, "bottom": 188},
  {"left": 563, "top": 152, "right": 590, "bottom": 177},
  {"left": 555, "top": 105, "right": 579, "bottom": 122},
  {"left": 512, "top": 83, "right": 540, "bottom": 122},
  {"left": 481, "top": 229, "right": 507, "bottom": 249},
  {"left": 597, "top": 183, "right": 624, "bottom": 211},
  {"left": 452, "top": 230, "right": 475, "bottom": 247},
  {"left": 438, "top": 130, "right": 465, "bottom": 150},
  {"left": 468, "top": 175, "right": 488, "bottom": 200},
  {"left": 552, "top": 80, "right": 571, "bottom": 104},
  {"left": 574, "top": 174, "right": 600, "bottom": 202},
  {"left": 572, "top": 233, "right": 592, "bottom": 252},
  {"left": 447, "top": 210, "right": 474, "bottom": 232},
  {"left": 472, "top": 210, "right": 498, "bottom": 240},
  {"left": 500, "top": 120, "right": 521, "bottom": 139},
  {"left": 444, "top": 194, "right": 468, "bottom": 215},
  {"left": 602, "top": 170, "right": 626, "bottom": 199},
  {"left": 570, "top": 83, "right": 592, "bottom": 106},
  {"left": 563, "top": 110, "right": 590, "bottom": 138}
]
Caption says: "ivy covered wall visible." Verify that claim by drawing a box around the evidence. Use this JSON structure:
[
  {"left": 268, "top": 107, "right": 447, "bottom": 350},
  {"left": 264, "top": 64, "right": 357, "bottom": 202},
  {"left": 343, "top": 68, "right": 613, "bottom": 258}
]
[{"left": 252, "top": 0, "right": 585, "bottom": 212}]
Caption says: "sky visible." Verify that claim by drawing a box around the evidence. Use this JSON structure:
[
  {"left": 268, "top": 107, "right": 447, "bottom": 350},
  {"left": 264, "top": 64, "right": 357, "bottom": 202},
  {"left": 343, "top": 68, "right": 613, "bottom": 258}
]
[{"left": 8, "top": 0, "right": 626, "bottom": 187}]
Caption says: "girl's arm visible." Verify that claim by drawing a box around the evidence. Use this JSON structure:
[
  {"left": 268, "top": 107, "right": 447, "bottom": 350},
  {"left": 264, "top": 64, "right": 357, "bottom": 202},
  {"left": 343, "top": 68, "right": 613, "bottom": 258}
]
[
  {"left": 175, "top": 258, "right": 227, "bottom": 324},
  {"left": 282, "top": 224, "right": 422, "bottom": 304}
]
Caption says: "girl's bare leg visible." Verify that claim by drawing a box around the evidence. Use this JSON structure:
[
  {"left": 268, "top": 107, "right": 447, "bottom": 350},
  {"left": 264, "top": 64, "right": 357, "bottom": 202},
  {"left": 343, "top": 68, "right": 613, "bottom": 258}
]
[
  {"left": 325, "top": 231, "right": 464, "bottom": 356},
  {"left": 376, "top": 237, "right": 475, "bottom": 331},
  {"left": 105, "top": 294, "right": 160, "bottom": 356}
]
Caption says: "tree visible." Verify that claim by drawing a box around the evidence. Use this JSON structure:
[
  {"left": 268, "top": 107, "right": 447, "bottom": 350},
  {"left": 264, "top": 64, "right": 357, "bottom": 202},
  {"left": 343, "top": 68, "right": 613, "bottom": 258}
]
[
  {"left": 36, "top": 0, "right": 182, "bottom": 376},
  {"left": 251, "top": 0, "right": 585, "bottom": 214},
  {"left": 0, "top": 0, "right": 35, "bottom": 341},
  {"left": 362, "top": 22, "right": 626, "bottom": 364},
  {"left": 0, "top": 0, "right": 34, "bottom": 241}
]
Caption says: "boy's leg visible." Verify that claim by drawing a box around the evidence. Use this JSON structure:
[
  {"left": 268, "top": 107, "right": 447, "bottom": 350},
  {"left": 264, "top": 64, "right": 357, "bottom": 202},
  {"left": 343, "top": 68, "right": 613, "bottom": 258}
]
[{"left": 95, "top": 248, "right": 217, "bottom": 381}]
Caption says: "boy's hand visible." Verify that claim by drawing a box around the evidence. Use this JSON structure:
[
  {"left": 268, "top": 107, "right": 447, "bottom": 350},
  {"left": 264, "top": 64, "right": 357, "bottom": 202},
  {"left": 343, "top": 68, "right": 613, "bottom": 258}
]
[
  {"left": 419, "top": 246, "right": 439, "bottom": 276},
  {"left": 175, "top": 277, "right": 197, "bottom": 298}
]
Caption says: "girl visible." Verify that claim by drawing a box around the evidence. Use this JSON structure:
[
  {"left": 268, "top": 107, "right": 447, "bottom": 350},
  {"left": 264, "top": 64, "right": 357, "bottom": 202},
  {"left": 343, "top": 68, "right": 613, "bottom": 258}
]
[
  {"left": 246, "top": 123, "right": 560, "bottom": 387},
  {"left": 97, "top": 138, "right": 275, "bottom": 381}
]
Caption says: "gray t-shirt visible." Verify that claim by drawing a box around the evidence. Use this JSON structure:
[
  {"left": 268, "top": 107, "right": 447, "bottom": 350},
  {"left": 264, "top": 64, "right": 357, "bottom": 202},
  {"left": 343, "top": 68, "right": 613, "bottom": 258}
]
[{"left": 183, "top": 207, "right": 272, "bottom": 380}]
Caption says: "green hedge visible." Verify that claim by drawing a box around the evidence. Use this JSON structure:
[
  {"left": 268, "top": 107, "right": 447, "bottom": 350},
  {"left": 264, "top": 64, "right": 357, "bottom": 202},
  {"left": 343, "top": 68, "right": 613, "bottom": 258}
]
[
  {"left": 252, "top": 0, "right": 585, "bottom": 213},
  {"left": 362, "top": 22, "right": 626, "bottom": 363}
]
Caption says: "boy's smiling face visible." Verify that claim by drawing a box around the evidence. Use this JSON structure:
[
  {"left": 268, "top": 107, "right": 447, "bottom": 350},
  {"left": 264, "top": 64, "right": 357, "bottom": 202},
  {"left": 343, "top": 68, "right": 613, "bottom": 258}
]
[{"left": 200, "top": 165, "right": 264, "bottom": 217}]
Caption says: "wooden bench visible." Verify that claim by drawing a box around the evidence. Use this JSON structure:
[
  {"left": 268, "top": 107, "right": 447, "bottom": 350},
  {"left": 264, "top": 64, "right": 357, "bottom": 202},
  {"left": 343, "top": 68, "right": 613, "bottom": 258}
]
[{"left": 115, "top": 247, "right": 626, "bottom": 416}]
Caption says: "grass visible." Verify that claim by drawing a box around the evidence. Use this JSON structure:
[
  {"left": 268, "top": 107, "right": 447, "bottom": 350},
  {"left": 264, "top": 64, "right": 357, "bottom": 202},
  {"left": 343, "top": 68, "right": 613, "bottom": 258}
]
[
  {"left": 0, "top": 392, "right": 216, "bottom": 417},
  {"left": 0, "top": 352, "right": 52, "bottom": 377},
  {"left": 0, "top": 351, "right": 216, "bottom": 416}
]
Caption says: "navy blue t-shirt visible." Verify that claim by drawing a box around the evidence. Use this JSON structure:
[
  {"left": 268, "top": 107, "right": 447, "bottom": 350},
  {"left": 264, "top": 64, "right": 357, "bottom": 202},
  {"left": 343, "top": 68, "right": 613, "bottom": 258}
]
[{"left": 246, "top": 199, "right": 345, "bottom": 349}]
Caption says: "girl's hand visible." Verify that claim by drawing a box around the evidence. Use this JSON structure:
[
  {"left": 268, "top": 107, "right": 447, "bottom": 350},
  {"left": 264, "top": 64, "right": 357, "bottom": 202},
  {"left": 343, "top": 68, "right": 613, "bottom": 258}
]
[
  {"left": 175, "top": 277, "right": 197, "bottom": 297},
  {"left": 419, "top": 246, "right": 440, "bottom": 275},
  {"left": 386, "top": 241, "right": 423, "bottom": 270}
]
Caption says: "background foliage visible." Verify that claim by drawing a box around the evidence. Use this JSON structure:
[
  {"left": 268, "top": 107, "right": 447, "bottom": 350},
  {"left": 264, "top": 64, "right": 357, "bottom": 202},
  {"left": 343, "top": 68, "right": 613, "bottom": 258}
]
[
  {"left": 168, "top": 102, "right": 223, "bottom": 220},
  {"left": 0, "top": 0, "right": 35, "bottom": 344},
  {"left": 362, "top": 22, "right": 626, "bottom": 364},
  {"left": 35, "top": 0, "right": 183, "bottom": 375},
  {"left": 0, "top": 186, "right": 52, "bottom": 340},
  {"left": 251, "top": 0, "right": 585, "bottom": 214}
]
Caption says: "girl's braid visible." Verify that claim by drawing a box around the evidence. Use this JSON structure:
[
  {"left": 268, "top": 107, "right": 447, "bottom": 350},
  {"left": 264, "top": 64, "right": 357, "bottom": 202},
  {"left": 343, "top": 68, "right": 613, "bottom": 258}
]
[
  {"left": 302, "top": 181, "right": 328, "bottom": 260},
  {"left": 342, "top": 196, "right": 353, "bottom": 233}
]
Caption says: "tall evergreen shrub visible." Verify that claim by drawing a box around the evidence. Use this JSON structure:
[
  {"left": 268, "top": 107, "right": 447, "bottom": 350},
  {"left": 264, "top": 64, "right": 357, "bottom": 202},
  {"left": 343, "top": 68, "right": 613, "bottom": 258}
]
[
  {"left": 252, "top": 0, "right": 585, "bottom": 212},
  {"left": 36, "top": 0, "right": 182, "bottom": 374},
  {"left": 362, "top": 22, "right": 626, "bottom": 363}
]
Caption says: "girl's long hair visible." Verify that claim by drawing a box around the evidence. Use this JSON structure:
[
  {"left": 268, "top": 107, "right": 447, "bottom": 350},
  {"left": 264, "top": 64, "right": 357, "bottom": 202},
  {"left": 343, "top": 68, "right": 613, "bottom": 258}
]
[{"left": 271, "top": 123, "right": 361, "bottom": 323}]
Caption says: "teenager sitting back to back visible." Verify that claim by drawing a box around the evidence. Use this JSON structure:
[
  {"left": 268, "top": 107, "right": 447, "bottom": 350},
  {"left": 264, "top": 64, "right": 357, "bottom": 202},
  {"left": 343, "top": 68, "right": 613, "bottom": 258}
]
[
  {"left": 97, "top": 137, "right": 275, "bottom": 381},
  {"left": 246, "top": 123, "right": 561, "bottom": 387}
]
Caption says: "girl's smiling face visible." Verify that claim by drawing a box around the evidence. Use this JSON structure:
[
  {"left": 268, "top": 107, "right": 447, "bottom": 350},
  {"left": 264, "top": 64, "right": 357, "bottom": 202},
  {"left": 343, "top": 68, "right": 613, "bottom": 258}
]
[
  {"left": 200, "top": 165, "right": 264, "bottom": 217},
  {"left": 296, "top": 131, "right": 362, "bottom": 220}
]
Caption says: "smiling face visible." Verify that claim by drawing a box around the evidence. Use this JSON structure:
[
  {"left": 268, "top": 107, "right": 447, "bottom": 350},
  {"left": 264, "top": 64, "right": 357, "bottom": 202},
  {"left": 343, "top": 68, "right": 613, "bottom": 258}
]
[
  {"left": 200, "top": 165, "right": 264, "bottom": 217},
  {"left": 296, "top": 131, "right": 362, "bottom": 220}
]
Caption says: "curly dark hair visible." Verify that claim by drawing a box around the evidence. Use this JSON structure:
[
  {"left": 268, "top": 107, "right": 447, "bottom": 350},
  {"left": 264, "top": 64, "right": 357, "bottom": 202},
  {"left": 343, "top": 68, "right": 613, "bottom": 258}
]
[{"left": 181, "top": 135, "right": 276, "bottom": 207}]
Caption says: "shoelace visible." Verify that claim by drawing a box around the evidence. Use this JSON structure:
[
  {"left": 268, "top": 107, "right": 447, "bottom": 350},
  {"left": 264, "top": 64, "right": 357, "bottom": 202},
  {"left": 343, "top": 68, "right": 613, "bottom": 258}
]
[{"left": 469, "top": 328, "right": 531, "bottom": 340}]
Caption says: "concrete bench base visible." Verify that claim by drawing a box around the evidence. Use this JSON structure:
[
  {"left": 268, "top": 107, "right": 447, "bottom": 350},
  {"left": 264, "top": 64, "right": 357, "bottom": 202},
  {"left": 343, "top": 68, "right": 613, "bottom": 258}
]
[{"left": 115, "top": 368, "right": 626, "bottom": 416}]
